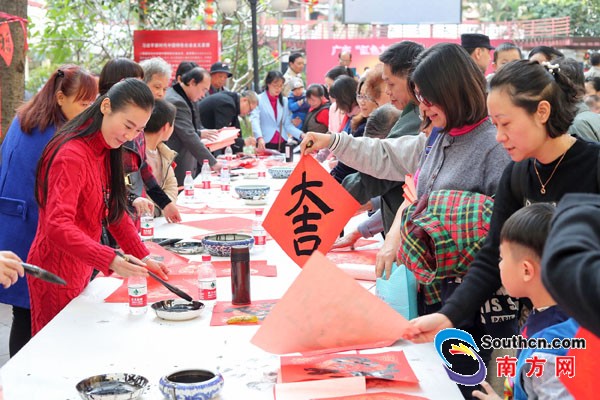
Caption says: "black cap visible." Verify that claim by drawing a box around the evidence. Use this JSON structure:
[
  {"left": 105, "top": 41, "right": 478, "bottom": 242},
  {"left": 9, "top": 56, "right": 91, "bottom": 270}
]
[
  {"left": 210, "top": 61, "right": 233, "bottom": 77},
  {"left": 230, "top": 245, "right": 250, "bottom": 262},
  {"left": 460, "top": 33, "right": 495, "bottom": 50}
]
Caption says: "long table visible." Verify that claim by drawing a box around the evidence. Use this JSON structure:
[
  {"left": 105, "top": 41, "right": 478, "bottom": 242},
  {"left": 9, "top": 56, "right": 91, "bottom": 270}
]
[{"left": 0, "top": 167, "right": 463, "bottom": 399}]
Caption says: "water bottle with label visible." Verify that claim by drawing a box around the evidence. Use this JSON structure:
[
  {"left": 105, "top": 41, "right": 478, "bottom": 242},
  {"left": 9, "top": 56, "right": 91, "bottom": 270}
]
[
  {"left": 220, "top": 161, "right": 230, "bottom": 193},
  {"left": 183, "top": 170, "right": 195, "bottom": 203},
  {"left": 140, "top": 211, "right": 154, "bottom": 241},
  {"left": 224, "top": 145, "right": 233, "bottom": 161},
  {"left": 252, "top": 208, "right": 266, "bottom": 252},
  {"left": 201, "top": 159, "right": 211, "bottom": 189},
  {"left": 257, "top": 158, "right": 267, "bottom": 179},
  {"left": 198, "top": 255, "right": 217, "bottom": 309},
  {"left": 128, "top": 276, "right": 148, "bottom": 315}
]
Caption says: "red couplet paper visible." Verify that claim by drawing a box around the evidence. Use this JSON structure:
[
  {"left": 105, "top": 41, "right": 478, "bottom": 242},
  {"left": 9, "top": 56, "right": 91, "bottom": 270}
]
[
  {"left": 251, "top": 251, "right": 410, "bottom": 354},
  {"left": 315, "top": 392, "right": 429, "bottom": 400},
  {"left": 144, "top": 241, "right": 191, "bottom": 269},
  {"left": 104, "top": 274, "right": 197, "bottom": 303},
  {"left": 560, "top": 327, "right": 600, "bottom": 399},
  {"left": 209, "top": 299, "right": 278, "bottom": 326},
  {"left": 177, "top": 205, "right": 255, "bottom": 215},
  {"left": 327, "top": 248, "right": 379, "bottom": 266},
  {"left": 263, "top": 155, "right": 360, "bottom": 267},
  {"left": 180, "top": 216, "right": 252, "bottom": 234},
  {"left": 205, "top": 128, "right": 239, "bottom": 152},
  {"left": 176, "top": 260, "right": 277, "bottom": 278},
  {"left": 280, "top": 351, "right": 418, "bottom": 384}
]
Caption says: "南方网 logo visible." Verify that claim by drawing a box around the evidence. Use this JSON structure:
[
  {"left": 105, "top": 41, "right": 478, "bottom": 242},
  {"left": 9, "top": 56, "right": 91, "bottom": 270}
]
[{"left": 435, "top": 328, "right": 487, "bottom": 386}]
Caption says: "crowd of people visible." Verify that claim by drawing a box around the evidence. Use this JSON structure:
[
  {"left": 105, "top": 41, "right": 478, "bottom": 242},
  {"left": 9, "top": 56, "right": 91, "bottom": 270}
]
[{"left": 1, "top": 35, "right": 600, "bottom": 399}]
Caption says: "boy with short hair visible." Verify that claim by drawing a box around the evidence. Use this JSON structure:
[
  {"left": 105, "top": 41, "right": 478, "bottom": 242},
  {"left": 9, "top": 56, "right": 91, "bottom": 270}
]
[
  {"left": 473, "top": 203, "right": 577, "bottom": 400},
  {"left": 143, "top": 99, "right": 179, "bottom": 218}
]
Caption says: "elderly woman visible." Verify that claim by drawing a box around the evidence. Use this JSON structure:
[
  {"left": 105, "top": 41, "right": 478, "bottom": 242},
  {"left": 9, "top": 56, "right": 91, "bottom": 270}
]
[{"left": 140, "top": 57, "right": 172, "bottom": 100}]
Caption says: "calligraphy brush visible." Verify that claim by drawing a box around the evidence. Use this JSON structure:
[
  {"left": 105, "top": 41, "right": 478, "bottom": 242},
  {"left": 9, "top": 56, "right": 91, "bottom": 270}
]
[
  {"left": 21, "top": 263, "right": 67, "bottom": 286},
  {"left": 114, "top": 251, "right": 193, "bottom": 302}
]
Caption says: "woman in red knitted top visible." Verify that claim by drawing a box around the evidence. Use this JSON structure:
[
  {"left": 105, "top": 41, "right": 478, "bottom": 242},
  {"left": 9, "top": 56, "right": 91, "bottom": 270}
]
[{"left": 27, "top": 78, "right": 169, "bottom": 335}]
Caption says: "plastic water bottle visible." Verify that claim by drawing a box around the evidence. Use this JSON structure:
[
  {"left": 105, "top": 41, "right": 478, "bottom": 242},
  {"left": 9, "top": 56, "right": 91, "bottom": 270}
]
[
  {"left": 201, "top": 159, "right": 211, "bottom": 189},
  {"left": 128, "top": 276, "right": 148, "bottom": 315},
  {"left": 257, "top": 158, "right": 267, "bottom": 179},
  {"left": 252, "top": 209, "right": 266, "bottom": 252},
  {"left": 140, "top": 211, "right": 154, "bottom": 241},
  {"left": 198, "top": 255, "right": 217, "bottom": 308},
  {"left": 224, "top": 145, "right": 233, "bottom": 161},
  {"left": 220, "top": 161, "right": 230, "bottom": 193},
  {"left": 183, "top": 170, "right": 195, "bottom": 202}
]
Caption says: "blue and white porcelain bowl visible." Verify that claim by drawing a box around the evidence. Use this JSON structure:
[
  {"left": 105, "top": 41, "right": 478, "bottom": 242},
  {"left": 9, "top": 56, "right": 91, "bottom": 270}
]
[
  {"left": 159, "top": 369, "right": 224, "bottom": 400},
  {"left": 268, "top": 166, "right": 293, "bottom": 179},
  {"left": 234, "top": 184, "right": 270, "bottom": 200},
  {"left": 201, "top": 233, "right": 254, "bottom": 257}
]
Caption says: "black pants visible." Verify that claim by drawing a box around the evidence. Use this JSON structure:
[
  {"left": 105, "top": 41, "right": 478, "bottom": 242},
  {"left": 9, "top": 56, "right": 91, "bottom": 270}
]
[{"left": 9, "top": 305, "right": 31, "bottom": 357}]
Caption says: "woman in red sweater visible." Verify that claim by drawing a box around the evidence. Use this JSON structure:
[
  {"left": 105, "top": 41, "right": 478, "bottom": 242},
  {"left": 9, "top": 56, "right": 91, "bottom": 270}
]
[{"left": 27, "top": 78, "right": 168, "bottom": 335}]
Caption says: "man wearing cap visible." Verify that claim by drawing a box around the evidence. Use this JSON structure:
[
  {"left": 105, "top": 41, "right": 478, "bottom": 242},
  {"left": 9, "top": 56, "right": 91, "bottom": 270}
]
[
  {"left": 209, "top": 61, "right": 233, "bottom": 95},
  {"left": 461, "top": 33, "right": 495, "bottom": 74}
]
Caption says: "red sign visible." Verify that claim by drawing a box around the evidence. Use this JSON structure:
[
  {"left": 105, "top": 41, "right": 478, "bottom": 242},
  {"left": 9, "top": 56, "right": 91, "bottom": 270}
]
[
  {"left": 133, "top": 30, "right": 219, "bottom": 81},
  {"left": 263, "top": 155, "right": 360, "bottom": 267},
  {"left": 305, "top": 38, "right": 504, "bottom": 85}
]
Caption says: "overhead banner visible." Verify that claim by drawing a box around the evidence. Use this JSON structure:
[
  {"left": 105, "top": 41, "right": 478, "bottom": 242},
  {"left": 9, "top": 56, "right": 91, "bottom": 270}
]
[{"left": 133, "top": 30, "right": 219, "bottom": 81}]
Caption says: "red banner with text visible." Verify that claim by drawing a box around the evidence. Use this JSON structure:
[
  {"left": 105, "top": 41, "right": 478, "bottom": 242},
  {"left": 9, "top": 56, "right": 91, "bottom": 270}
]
[{"left": 133, "top": 30, "right": 219, "bottom": 82}]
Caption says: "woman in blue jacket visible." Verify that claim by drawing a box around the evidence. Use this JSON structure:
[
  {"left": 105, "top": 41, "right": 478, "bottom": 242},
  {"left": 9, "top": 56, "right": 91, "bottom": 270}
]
[
  {"left": 251, "top": 70, "right": 304, "bottom": 152},
  {"left": 0, "top": 65, "right": 97, "bottom": 356}
]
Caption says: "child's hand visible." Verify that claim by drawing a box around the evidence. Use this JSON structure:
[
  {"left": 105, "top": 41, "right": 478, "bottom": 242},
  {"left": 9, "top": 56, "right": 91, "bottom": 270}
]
[{"left": 472, "top": 381, "right": 502, "bottom": 400}]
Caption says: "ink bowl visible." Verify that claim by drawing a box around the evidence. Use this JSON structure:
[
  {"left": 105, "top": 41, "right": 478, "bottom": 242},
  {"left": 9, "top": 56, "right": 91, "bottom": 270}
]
[
  {"left": 151, "top": 299, "right": 205, "bottom": 321},
  {"left": 167, "top": 240, "right": 203, "bottom": 255},
  {"left": 75, "top": 372, "right": 148, "bottom": 399},
  {"left": 268, "top": 166, "right": 293, "bottom": 179},
  {"left": 234, "top": 184, "right": 270, "bottom": 200},
  {"left": 159, "top": 369, "right": 224, "bottom": 400},
  {"left": 202, "top": 233, "right": 254, "bottom": 257}
]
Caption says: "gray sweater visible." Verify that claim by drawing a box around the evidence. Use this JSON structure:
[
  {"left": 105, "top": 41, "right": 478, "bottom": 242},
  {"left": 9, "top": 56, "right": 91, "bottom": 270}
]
[
  {"left": 416, "top": 119, "right": 510, "bottom": 198},
  {"left": 331, "top": 118, "right": 509, "bottom": 200}
]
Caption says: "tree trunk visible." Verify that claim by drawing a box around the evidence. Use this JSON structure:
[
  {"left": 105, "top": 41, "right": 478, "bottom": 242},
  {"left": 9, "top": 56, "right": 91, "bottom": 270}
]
[{"left": 0, "top": 0, "right": 27, "bottom": 141}]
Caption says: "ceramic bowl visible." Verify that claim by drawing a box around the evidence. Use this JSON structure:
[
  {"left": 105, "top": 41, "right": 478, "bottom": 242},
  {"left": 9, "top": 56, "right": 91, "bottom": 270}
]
[
  {"left": 201, "top": 233, "right": 254, "bottom": 257},
  {"left": 234, "top": 184, "right": 270, "bottom": 200},
  {"left": 75, "top": 373, "right": 148, "bottom": 400},
  {"left": 159, "top": 369, "right": 224, "bottom": 400},
  {"left": 151, "top": 299, "right": 205, "bottom": 321},
  {"left": 168, "top": 241, "right": 203, "bottom": 255},
  {"left": 268, "top": 166, "right": 293, "bottom": 179}
]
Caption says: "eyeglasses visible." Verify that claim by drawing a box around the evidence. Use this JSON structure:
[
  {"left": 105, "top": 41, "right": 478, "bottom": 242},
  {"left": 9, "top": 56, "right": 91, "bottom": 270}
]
[
  {"left": 414, "top": 90, "right": 433, "bottom": 107},
  {"left": 356, "top": 94, "right": 377, "bottom": 104}
]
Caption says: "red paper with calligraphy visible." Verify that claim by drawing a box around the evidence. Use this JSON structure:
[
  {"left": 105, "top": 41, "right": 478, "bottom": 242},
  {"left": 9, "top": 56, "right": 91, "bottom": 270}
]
[
  {"left": 280, "top": 351, "right": 418, "bottom": 384},
  {"left": 0, "top": 22, "right": 14, "bottom": 67},
  {"left": 209, "top": 299, "right": 277, "bottom": 326},
  {"left": 263, "top": 156, "right": 360, "bottom": 267}
]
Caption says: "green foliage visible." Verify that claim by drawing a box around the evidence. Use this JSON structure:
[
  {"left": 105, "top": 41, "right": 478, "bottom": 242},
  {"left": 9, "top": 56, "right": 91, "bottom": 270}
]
[
  {"left": 28, "top": 0, "right": 280, "bottom": 90},
  {"left": 464, "top": 0, "right": 600, "bottom": 36},
  {"left": 527, "top": 0, "right": 600, "bottom": 37}
]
